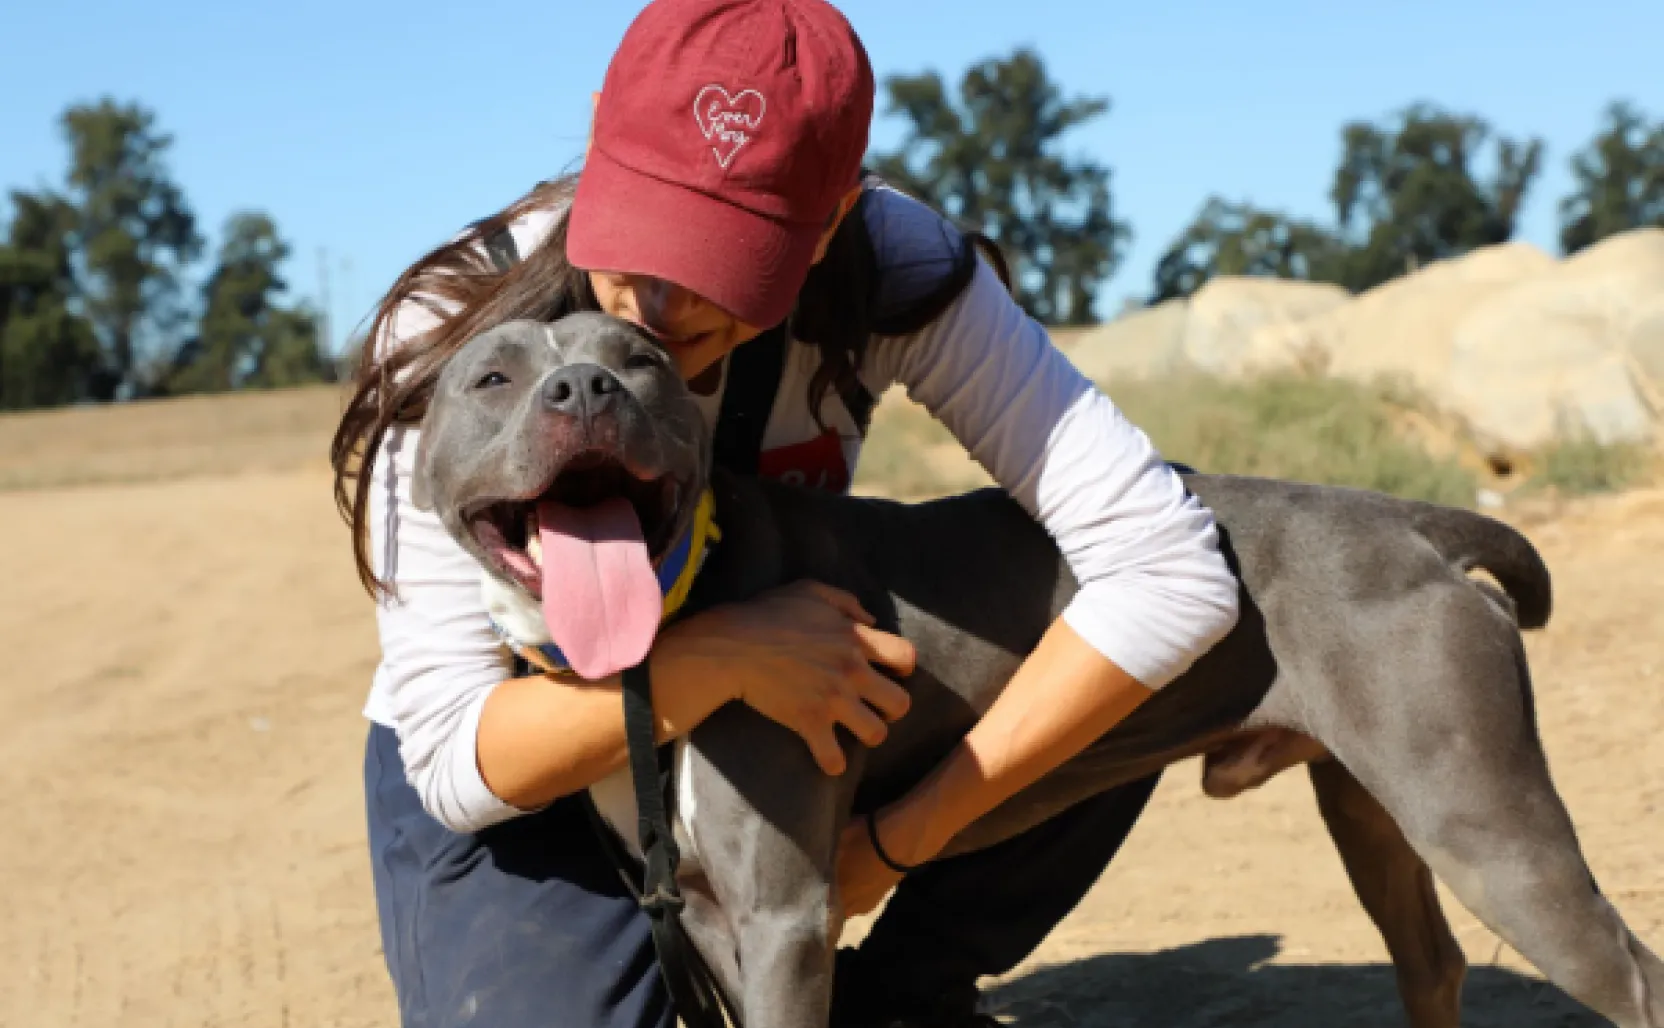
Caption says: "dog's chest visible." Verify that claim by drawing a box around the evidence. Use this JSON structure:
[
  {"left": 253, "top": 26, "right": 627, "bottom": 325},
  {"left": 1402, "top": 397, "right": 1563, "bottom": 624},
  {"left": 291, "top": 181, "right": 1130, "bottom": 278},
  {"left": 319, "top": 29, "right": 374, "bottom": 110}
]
[{"left": 586, "top": 740, "right": 703, "bottom": 867}]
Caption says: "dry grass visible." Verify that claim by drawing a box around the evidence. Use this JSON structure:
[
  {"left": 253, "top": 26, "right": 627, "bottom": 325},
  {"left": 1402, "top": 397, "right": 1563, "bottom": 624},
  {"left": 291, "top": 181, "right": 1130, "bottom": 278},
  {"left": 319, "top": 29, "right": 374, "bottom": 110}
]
[
  {"left": 0, "top": 385, "right": 343, "bottom": 492},
  {"left": 1528, "top": 432, "right": 1658, "bottom": 497},
  {"left": 854, "top": 372, "right": 1484, "bottom": 507},
  {"left": 1109, "top": 373, "right": 1480, "bottom": 507},
  {"left": 851, "top": 387, "right": 996, "bottom": 499}
]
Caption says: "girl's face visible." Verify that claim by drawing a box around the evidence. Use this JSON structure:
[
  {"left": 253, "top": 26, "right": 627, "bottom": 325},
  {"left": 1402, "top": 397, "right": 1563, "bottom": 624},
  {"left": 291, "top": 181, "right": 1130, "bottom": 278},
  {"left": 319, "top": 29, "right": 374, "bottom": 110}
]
[
  {"left": 586, "top": 271, "right": 765, "bottom": 383},
  {"left": 584, "top": 185, "right": 863, "bottom": 383}
]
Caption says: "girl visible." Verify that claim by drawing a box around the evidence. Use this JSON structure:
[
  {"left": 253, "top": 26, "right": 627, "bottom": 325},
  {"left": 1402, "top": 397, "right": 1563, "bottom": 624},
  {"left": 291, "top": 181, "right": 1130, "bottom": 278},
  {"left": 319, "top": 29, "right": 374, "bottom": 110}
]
[{"left": 332, "top": 1, "right": 1239, "bottom": 1025}]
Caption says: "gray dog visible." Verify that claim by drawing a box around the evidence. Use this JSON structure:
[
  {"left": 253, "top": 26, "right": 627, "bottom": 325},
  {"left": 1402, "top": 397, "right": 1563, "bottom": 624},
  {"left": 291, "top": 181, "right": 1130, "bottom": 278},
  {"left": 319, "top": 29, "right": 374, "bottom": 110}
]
[{"left": 411, "top": 313, "right": 1663, "bottom": 1028}]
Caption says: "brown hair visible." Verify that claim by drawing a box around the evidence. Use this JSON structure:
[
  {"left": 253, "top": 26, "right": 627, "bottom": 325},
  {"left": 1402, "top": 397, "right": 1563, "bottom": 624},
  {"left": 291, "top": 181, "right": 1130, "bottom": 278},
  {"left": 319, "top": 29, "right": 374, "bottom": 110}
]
[
  {"left": 330, "top": 177, "right": 585, "bottom": 596},
  {"left": 329, "top": 173, "right": 926, "bottom": 598}
]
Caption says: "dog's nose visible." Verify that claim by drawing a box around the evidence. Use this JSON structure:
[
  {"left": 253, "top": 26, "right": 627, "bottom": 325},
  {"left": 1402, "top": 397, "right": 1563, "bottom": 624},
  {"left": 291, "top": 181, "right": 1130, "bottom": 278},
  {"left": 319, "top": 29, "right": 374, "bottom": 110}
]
[{"left": 542, "top": 363, "right": 621, "bottom": 417}]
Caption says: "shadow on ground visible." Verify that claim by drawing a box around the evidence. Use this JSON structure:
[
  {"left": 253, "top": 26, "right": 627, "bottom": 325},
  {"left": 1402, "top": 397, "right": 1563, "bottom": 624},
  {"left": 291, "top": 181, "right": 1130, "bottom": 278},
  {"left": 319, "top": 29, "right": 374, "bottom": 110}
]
[{"left": 986, "top": 935, "right": 1601, "bottom": 1027}]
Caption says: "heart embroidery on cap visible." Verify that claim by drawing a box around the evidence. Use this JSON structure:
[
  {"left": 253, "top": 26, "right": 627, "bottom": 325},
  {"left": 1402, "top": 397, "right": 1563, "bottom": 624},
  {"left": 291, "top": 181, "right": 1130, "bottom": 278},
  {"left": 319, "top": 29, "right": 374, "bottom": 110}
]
[{"left": 693, "top": 85, "right": 766, "bottom": 169}]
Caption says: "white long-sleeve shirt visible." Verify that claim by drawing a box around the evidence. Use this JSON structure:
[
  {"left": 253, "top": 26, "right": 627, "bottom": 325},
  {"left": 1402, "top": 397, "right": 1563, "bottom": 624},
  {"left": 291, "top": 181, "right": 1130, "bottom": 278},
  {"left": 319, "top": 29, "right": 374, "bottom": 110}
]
[{"left": 363, "top": 185, "right": 1241, "bottom": 833}]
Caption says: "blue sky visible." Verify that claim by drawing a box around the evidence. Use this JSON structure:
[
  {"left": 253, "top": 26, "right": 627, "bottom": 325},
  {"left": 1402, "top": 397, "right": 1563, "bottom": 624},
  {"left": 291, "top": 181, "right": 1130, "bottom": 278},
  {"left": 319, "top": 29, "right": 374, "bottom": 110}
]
[{"left": 2, "top": 0, "right": 1660, "bottom": 349}]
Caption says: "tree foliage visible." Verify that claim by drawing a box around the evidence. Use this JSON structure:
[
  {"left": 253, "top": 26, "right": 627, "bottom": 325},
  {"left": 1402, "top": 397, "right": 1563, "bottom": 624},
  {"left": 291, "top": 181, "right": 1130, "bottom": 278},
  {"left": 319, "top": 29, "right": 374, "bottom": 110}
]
[
  {"left": 0, "top": 192, "right": 102, "bottom": 409},
  {"left": 1152, "top": 104, "right": 1544, "bottom": 300},
  {"left": 161, "top": 212, "right": 326, "bottom": 395},
  {"left": 0, "top": 98, "right": 330, "bottom": 411},
  {"left": 868, "top": 48, "right": 1130, "bottom": 325},
  {"left": 1329, "top": 103, "right": 1542, "bottom": 290},
  {"left": 60, "top": 99, "right": 203, "bottom": 399},
  {"left": 1151, "top": 199, "right": 1342, "bottom": 303},
  {"left": 1559, "top": 101, "right": 1664, "bottom": 255},
  {"left": 3, "top": 82, "right": 1661, "bottom": 411}
]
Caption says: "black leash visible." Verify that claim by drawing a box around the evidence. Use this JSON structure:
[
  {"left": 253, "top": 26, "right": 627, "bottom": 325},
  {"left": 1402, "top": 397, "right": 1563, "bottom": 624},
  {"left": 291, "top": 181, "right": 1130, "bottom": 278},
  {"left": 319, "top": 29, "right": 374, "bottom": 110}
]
[
  {"left": 574, "top": 317, "right": 789, "bottom": 1026},
  {"left": 579, "top": 326, "right": 789, "bottom": 1028},
  {"left": 597, "top": 662, "right": 735, "bottom": 1028},
  {"left": 552, "top": 656, "right": 732, "bottom": 1027}
]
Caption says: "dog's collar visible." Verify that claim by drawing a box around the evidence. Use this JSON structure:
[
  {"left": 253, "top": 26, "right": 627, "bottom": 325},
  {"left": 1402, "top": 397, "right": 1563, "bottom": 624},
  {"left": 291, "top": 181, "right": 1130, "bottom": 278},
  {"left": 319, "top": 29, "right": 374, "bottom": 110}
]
[{"left": 492, "top": 488, "right": 722, "bottom": 676}]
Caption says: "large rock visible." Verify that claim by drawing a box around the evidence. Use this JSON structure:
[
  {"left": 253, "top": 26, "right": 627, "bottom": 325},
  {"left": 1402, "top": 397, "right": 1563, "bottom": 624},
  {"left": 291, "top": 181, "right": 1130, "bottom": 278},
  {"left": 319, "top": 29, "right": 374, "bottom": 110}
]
[
  {"left": 1572, "top": 230, "right": 1664, "bottom": 402},
  {"left": 1064, "top": 298, "right": 1190, "bottom": 382},
  {"left": 1557, "top": 224, "right": 1664, "bottom": 281},
  {"left": 1447, "top": 229, "right": 1664, "bottom": 449},
  {"left": 1072, "top": 230, "right": 1662, "bottom": 451},
  {"left": 1180, "top": 277, "right": 1349, "bottom": 374},
  {"left": 1632, "top": 308, "right": 1664, "bottom": 387},
  {"left": 1242, "top": 242, "right": 1556, "bottom": 397}
]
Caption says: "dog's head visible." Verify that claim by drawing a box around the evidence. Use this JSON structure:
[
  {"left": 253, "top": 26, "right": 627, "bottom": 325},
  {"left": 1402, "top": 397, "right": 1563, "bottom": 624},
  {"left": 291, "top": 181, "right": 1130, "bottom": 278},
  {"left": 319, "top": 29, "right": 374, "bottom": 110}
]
[{"left": 413, "top": 313, "right": 709, "bottom": 678}]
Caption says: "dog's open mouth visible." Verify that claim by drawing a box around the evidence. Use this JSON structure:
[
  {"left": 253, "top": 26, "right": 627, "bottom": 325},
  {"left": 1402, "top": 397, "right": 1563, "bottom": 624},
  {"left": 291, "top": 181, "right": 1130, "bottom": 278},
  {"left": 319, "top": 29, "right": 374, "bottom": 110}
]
[
  {"left": 468, "top": 451, "right": 681, "bottom": 595},
  {"left": 466, "top": 451, "right": 686, "bottom": 680}
]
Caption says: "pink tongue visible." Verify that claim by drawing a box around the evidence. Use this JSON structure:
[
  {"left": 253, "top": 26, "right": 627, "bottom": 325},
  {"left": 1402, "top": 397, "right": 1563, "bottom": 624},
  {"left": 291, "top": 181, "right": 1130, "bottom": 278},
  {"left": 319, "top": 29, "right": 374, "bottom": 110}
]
[{"left": 538, "top": 496, "right": 663, "bottom": 680}]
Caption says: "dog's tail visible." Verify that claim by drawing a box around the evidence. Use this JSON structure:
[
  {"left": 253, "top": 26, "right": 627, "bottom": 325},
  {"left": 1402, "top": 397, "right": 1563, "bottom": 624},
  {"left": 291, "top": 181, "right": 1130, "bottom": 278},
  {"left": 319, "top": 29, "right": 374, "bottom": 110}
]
[{"left": 1411, "top": 505, "right": 1553, "bottom": 629}]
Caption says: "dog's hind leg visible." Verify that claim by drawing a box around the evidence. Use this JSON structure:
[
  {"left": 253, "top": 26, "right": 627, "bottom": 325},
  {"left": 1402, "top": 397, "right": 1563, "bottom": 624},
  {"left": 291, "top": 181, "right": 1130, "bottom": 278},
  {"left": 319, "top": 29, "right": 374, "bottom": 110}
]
[
  {"left": 1312, "top": 601, "right": 1664, "bottom": 1027},
  {"left": 1309, "top": 758, "right": 1465, "bottom": 1028}
]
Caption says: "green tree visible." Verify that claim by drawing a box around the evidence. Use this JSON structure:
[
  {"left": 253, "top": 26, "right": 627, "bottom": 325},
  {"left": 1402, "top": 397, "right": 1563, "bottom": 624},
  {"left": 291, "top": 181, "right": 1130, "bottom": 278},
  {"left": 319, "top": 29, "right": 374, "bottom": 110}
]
[
  {"left": 1558, "top": 101, "right": 1664, "bottom": 255},
  {"left": 1150, "top": 199, "right": 1342, "bottom": 303},
  {"left": 868, "top": 48, "right": 1131, "bottom": 325},
  {"left": 60, "top": 98, "right": 202, "bottom": 399},
  {"left": 1329, "top": 103, "right": 1542, "bottom": 290},
  {"left": 163, "top": 212, "right": 329, "bottom": 394},
  {"left": 1152, "top": 104, "right": 1543, "bottom": 300},
  {"left": 0, "top": 191, "right": 102, "bottom": 409}
]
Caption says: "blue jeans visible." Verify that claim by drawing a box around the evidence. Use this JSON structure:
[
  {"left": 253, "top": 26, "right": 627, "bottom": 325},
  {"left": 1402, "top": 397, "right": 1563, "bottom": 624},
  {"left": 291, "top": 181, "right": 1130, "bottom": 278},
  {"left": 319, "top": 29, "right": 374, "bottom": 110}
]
[{"left": 365, "top": 723, "right": 1159, "bottom": 1027}]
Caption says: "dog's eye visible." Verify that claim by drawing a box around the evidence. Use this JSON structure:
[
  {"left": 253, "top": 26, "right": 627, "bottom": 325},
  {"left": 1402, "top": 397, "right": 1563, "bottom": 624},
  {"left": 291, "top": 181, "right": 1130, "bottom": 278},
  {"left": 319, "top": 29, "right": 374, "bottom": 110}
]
[
  {"left": 624, "top": 353, "right": 661, "bottom": 372},
  {"left": 474, "top": 370, "right": 509, "bottom": 389}
]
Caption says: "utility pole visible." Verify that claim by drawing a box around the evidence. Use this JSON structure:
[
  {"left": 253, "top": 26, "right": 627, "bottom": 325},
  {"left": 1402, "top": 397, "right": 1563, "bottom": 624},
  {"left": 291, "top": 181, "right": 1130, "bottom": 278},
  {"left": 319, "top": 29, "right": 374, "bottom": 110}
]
[
  {"left": 317, "top": 245, "right": 334, "bottom": 356},
  {"left": 342, "top": 255, "right": 356, "bottom": 352}
]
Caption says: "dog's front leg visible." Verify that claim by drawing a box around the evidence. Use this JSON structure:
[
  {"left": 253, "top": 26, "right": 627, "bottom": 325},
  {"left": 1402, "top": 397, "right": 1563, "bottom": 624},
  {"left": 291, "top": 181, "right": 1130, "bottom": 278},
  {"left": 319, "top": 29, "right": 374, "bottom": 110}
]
[{"left": 684, "top": 703, "right": 858, "bottom": 1028}]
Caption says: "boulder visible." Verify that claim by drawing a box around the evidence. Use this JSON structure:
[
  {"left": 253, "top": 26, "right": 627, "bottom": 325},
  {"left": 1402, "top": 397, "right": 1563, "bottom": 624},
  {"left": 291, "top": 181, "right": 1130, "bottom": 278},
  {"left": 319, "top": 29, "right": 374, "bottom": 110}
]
[
  {"left": 1069, "top": 230, "right": 1663, "bottom": 451},
  {"left": 1064, "top": 298, "right": 1190, "bottom": 382},
  {"left": 1180, "top": 277, "right": 1349, "bottom": 374},
  {"left": 1446, "top": 229, "right": 1664, "bottom": 449},
  {"left": 1246, "top": 242, "right": 1556, "bottom": 398},
  {"left": 1632, "top": 307, "right": 1664, "bottom": 388}
]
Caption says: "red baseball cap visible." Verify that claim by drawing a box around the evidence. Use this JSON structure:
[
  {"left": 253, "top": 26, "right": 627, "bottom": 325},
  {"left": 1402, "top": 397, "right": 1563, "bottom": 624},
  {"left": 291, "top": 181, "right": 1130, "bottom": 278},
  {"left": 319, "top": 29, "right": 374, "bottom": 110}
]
[{"left": 567, "top": 0, "right": 875, "bottom": 329}]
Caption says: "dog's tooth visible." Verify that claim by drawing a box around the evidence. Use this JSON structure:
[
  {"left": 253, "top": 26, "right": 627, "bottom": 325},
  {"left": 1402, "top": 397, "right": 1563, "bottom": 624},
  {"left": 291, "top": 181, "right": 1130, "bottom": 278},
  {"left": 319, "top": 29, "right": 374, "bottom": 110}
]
[{"left": 526, "top": 526, "right": 543, "bottom": 567}]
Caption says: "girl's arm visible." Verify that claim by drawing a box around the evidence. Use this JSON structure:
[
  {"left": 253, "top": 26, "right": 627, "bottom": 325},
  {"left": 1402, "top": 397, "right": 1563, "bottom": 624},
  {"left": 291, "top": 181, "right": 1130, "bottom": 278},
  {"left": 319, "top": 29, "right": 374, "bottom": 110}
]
[{"left": 850, "top": 230, "right": 1240, "bottom": 884}]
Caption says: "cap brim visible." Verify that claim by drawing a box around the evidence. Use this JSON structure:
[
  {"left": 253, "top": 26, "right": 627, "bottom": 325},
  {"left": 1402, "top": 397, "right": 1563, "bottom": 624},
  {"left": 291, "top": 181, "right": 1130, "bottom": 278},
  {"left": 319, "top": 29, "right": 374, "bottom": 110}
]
[{"left": 567, "top": 147, "right": 822, "bottom": 329}]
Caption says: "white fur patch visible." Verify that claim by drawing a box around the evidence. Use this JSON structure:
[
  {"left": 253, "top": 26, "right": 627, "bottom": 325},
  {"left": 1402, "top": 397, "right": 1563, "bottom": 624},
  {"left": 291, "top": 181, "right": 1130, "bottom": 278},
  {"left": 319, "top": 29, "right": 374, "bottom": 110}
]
[
  {"left": 584, "top": 740, "right": 702, "bottom": 870},
  {"left": 675, "top": 738, "right": 699, "bottom": 837},
  {"left": 481, "top": 572, "right": 551, "bottom": 646}
]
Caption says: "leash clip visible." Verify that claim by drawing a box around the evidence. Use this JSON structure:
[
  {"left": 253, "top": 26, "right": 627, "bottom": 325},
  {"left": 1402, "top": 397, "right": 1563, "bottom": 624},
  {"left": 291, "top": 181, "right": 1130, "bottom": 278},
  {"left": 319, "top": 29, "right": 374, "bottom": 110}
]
[{"left": 639, "top": 884, "right": 687, "bottom": 919}]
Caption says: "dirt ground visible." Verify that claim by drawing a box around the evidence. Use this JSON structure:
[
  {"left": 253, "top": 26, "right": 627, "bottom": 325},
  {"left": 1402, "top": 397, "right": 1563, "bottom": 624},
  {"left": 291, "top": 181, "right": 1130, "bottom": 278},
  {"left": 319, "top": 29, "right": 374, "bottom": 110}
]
[{"left": 2, "top": 414, "right": 1660, "bottom": 1025}]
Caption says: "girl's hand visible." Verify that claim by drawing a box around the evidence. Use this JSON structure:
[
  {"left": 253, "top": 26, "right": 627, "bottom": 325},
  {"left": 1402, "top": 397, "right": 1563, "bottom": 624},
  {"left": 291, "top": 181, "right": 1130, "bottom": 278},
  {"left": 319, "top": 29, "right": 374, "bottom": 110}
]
[
  {"left": 834, "top": 803, "right": 937, "bottom": 924},
  {"left": 835, "top": 816, "right": 903, "bottom": 921},
  {"left": 656, "top": 581, "right": 916, "bottom": 775}
]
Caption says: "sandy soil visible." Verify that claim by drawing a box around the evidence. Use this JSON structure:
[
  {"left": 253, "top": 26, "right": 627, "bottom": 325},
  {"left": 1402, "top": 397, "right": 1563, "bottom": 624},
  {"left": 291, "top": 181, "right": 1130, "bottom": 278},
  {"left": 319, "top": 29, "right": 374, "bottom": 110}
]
[{"left": 2, "top": 450, "right": 1660, "bottom": 1025}]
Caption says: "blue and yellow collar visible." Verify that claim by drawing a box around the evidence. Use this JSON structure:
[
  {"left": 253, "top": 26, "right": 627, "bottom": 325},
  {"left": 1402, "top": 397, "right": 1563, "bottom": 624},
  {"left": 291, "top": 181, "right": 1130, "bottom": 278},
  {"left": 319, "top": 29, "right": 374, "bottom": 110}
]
[{"left": 493, "top": 488, "right": 722, "bottom": 676}]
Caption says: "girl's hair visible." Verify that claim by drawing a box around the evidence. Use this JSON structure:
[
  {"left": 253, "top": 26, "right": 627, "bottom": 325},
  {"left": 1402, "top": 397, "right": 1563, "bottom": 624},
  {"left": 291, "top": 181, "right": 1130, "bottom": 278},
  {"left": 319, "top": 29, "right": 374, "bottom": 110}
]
[{"left": 330, "top": 173, "right": 1007, "bottom": 597}]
